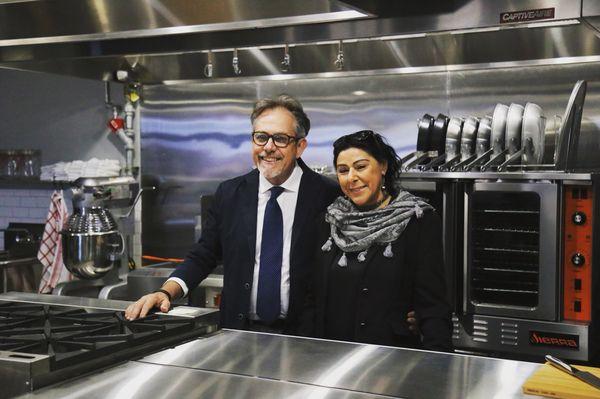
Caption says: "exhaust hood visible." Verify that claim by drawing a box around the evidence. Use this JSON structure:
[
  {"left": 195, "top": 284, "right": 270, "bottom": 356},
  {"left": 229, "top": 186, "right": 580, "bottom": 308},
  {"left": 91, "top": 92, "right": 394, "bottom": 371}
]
[
  {"left": 2, "top": 0, "right": 600, "bottom": 83},
  {"left": 0, "top": 0, "right": 369, "bottom": 45}
]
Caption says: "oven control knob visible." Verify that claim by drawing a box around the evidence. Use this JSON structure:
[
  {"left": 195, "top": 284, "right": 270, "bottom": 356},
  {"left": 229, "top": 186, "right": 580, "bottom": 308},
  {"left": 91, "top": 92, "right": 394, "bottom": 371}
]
[
  {"left": 572, "top": 211, "right": 587, "bottom": 226},
  {"left": 571, "top": 253, "right": 586, "bottom": 267}
]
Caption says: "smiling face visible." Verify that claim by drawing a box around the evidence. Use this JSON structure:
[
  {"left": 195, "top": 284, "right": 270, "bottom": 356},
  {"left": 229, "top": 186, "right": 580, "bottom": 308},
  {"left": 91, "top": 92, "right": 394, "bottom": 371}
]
[
  {"left": 335, "top": 147, "right": 387, "bottom": 208},
  {"left": 252, "top": 107, "right": 307, "bottom": 186}
]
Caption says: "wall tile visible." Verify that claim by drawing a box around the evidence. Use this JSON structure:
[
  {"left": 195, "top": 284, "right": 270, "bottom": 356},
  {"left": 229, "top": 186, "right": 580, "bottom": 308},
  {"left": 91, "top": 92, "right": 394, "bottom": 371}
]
[
  {"left": 28, "top": 208, "right": 46, "bottom": 219},
  {"left": 12, "top": 208, "right": 29, "bottom": 217},
  {"left": 37, "top": 197, "right": 51, "bottom": 208},
  {"left": 20, "top": 197, "right": 37, "bottom": 207},
  {"left": 1, "top": 197, "right": 19, "bottom": 207}
]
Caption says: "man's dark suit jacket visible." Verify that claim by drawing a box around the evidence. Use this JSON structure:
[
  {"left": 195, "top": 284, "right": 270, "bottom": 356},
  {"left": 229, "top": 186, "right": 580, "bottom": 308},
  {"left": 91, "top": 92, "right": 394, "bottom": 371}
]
[{"left": 170, "top": 159, "right": 340, "bottom": 332}]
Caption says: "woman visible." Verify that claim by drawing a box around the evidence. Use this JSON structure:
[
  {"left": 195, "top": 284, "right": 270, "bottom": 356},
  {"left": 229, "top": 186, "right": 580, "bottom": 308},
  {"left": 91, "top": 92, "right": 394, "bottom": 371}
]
[{"left": 300, "top": 130, "right": 452, "bottom": 351}]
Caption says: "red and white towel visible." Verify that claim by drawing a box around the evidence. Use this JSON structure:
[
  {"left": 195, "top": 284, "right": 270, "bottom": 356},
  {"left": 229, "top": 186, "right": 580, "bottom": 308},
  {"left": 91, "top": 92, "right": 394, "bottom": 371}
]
[{"left": 38, "top": 190, "right": 73, "bottom": 293}]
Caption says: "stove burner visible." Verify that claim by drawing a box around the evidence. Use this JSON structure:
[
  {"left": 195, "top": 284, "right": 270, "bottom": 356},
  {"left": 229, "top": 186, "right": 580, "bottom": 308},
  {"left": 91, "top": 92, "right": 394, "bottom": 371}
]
[
  {"left": 0, "top": 302, "right": 198, "bottom": 369},
  {"left": 0, "top": 298, "right": 218, "bottom": 397}
]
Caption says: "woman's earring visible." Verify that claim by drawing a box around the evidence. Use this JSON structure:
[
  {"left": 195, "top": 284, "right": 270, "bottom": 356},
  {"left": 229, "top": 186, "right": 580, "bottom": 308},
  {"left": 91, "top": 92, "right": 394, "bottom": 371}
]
[{"left": 382, "top": 184, "right": 386, "bottom": 192}]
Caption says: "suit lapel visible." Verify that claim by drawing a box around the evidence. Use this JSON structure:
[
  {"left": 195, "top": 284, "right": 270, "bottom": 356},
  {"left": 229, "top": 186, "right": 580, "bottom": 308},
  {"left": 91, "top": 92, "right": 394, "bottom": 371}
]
[{"left": 242, "top": 170, "right": 259, "bottom": 259}]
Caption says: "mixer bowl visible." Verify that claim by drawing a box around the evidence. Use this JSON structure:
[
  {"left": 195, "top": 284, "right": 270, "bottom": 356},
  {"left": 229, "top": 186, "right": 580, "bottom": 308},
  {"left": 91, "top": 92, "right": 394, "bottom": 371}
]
[{"left": 62, "top": 230, "right": 124, "bottom": 279}]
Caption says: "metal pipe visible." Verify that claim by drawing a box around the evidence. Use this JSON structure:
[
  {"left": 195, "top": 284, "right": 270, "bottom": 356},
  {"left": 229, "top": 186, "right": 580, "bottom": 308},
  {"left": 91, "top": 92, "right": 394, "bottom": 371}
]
[
  {"left": 123, "top": 100, "right": 136, "bottom": 175},
  {"left": 124, "top": 101, "right": 135, "bottom": 137},
  {"left": 115, "top": 128, "right": 134, "bottom": 150},
  {"left": 121, "top": 186, "right": 156, "bottom": 219},
  {"left": 104, "top": 81, "right": 112, "bottom": 106}
]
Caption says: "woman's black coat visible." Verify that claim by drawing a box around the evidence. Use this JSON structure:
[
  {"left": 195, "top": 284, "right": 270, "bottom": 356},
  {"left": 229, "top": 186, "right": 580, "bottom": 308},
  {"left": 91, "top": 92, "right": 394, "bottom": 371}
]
[{"left": 299, "top": 209, "right": 453, "bottom": 352}]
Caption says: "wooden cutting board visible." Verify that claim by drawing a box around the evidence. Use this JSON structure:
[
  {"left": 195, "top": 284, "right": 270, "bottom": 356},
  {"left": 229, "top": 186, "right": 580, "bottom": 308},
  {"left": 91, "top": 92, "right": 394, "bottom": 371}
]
[{"left": 522, "top": 362, "right": 600, "bottom": 398}]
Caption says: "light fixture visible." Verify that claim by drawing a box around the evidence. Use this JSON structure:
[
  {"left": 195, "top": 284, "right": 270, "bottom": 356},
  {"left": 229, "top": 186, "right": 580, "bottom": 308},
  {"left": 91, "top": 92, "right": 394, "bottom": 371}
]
[
  {"left": 204, "top": 50, "right": 213, "bottom": 78},
  {"left": 232, "top": 48, "right": 242, "bottom": 75},
  {"left": 334, "top": 40, "right": 344, "bottom": 71},
  {"left": 281, "top": 44, "right": 291, "bottom": 72}
]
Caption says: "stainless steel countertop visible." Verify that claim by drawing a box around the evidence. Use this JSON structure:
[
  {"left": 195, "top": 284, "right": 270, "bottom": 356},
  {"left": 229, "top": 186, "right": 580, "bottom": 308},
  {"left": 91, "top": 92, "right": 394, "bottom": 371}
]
[
  {"left": 138, "top": 329, "right": 541, "bottom": 398},
  {"left": 0, "top": 257, "right": 38, "bottom": 268},
  {"left": 0, "top": 292, "right": 133, "bottom": 311},
  {"left": 13, "top": 329, "right": 544, "bottom": 398},
  {"left": 17, "top": 362, "right": 389, "bottom": 399},
  {"left": 0, "top": 292, "right": 219, "bottom": 319}
]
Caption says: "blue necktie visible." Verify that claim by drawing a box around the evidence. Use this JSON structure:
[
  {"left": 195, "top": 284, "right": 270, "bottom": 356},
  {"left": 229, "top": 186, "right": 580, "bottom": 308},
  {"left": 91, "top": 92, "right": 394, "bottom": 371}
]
[{"left": 257, "top": 186, "right": 285, "bottom": 323}]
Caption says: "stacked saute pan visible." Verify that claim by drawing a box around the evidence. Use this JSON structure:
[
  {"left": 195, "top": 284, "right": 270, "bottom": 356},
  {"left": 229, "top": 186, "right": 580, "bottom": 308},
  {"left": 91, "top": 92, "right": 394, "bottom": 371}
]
[
  {"left": 402, "top": 80, "right": 587, "bottom": 173},
  {"left": 403, "top": 102, "right": 547, "bottom": 172},
  {"left": 402, "top": 113, "right": 449, "bottom": 171}
]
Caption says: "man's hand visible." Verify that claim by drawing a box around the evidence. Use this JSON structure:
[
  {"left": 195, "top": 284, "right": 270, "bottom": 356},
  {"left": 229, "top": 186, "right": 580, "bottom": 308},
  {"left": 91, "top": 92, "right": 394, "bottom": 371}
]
[
  {"left": 125, "top": 280, "right": 182, "bottom": 320},
  {"left": 407, "top": 310, "right": 420, "bottom": 335},
  {"left": 125, "top": 292, "right": 170, "bottom": 320}
]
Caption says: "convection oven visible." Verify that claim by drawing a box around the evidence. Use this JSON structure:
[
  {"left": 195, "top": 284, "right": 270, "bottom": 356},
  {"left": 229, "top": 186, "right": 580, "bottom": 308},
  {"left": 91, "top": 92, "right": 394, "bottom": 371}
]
[
  {"left": 457, "top": 175, "right": 599, "bottom": 362},
  {"left": 401, "top": 172, "right": 600, "bottom": 362}
]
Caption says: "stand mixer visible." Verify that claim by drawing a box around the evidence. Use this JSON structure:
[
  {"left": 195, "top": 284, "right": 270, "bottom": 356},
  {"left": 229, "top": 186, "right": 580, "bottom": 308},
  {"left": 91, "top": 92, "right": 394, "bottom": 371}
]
[{"left": 57, "top": 176, "right": 145, "bottom": 295}]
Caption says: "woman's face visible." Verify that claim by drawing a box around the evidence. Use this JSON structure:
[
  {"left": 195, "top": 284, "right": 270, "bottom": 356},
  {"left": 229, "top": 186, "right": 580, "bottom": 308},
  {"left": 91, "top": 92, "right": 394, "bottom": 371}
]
[{"left": 335, "top": 147, "right": 387, "bottom": 208}]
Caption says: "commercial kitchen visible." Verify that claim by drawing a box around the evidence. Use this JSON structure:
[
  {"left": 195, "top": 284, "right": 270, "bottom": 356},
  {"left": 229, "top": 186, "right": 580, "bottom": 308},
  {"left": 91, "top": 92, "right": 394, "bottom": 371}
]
[{"left": 1, "top": 0, "right": 600, "bottom": 398}]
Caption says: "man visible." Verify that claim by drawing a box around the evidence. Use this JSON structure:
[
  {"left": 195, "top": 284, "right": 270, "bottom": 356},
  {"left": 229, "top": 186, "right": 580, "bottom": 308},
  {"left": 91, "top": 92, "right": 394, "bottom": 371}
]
[{"left": 125, "top": 94, "right": 340, "bottom": 333}]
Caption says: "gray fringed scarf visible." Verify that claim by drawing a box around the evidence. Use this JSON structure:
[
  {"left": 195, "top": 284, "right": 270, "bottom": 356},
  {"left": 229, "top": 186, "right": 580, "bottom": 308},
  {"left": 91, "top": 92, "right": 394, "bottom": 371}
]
[{"left": 321, "top": 188, "right": 433, "bottom": 267}]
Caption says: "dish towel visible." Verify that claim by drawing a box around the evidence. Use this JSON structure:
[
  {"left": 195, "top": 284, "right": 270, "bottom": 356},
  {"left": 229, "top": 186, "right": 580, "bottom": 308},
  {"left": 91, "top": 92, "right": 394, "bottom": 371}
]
[
  {"left": 40, "top": 158, "right": 121, "bottom": 182},
  {"left": 38, "top": 190, "right": 73, "bottom": 293}
]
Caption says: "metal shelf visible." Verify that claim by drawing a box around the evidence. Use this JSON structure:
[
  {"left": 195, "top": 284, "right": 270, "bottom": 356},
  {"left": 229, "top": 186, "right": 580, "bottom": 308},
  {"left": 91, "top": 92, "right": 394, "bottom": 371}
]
[{"left": 0, "top": 178, "right": 54, "bottom": 190}]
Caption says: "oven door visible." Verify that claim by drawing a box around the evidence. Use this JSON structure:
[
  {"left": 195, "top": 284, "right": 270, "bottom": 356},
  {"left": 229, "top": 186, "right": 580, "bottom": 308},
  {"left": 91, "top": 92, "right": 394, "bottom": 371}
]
[{"left": 464, "top": 181, "right": 559, "bottom": 321}]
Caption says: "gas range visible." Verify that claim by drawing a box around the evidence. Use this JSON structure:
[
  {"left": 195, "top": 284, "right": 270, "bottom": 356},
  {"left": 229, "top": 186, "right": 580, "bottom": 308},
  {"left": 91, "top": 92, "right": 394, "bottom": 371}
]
[{"left": 0, "top": 293, "right": 219, "bottom": 398}]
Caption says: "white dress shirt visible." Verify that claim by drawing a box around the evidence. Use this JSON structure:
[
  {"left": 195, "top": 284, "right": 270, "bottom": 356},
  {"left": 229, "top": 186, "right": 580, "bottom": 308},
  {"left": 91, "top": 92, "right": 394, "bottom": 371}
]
[
  {"left": 249, "top": 163, "right": 302, "bottom": 320},
  {"left": 168, "top": 163, "right": 303, "bottom": 321}
]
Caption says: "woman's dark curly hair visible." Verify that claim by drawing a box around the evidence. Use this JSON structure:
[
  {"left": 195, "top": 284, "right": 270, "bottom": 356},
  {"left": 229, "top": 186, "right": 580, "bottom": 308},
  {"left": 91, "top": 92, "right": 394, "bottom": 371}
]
[{"left": 333, "top": 130, "right": 402, "bottom": 197}]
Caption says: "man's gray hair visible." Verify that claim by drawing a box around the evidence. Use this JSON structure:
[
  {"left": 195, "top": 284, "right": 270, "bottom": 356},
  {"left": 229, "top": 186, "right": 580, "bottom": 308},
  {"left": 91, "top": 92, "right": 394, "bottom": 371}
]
[{"left": 251, "top": 94, "right": 310, "bottom": 138}]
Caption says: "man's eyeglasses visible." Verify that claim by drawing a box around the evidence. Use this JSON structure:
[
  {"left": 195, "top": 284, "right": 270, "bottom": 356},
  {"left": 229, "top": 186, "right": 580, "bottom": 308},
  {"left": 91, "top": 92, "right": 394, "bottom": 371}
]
[{"left": 252, "top": 131, "right": 301, "bottom": 148}]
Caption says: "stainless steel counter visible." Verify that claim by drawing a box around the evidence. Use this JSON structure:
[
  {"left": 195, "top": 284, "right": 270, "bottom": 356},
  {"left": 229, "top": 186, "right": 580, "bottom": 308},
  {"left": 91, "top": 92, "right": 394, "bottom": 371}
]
[
  {"left": 0, "top": 292, "right": 219, "bottom": 319},
  {"left": 0, "top": 257, "right": 37, "bottom": 267},
  {"left": 17, "top": 329, "right": 543, "bottom": 398},
  {"left": 0, "top": 292, "right": 132, "bottom": 311},
  {"left": 16, "top": 362, "right": 389, "bottom": 399}
]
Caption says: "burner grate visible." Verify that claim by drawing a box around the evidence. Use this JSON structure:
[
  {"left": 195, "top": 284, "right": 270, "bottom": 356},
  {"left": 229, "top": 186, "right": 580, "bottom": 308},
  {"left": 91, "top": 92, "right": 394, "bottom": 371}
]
[
  {"left": 0, "top": 302, "right": 198, "bottom": 369},
  {"left": 0, "top": 297, "right": 218, "bottom": 397}
]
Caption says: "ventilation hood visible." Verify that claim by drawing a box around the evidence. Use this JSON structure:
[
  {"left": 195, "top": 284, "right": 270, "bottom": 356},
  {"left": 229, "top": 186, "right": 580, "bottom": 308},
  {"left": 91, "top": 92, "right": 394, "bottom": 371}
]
[{"left": 2, "top": 0, "right": 600, "bottom": 83}]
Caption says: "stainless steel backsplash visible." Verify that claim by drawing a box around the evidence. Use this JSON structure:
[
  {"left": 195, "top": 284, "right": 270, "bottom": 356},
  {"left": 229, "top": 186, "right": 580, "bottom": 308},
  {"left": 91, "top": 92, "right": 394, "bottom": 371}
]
[{"left": 140, "top": 62, "right": 600, "bottom": 258}]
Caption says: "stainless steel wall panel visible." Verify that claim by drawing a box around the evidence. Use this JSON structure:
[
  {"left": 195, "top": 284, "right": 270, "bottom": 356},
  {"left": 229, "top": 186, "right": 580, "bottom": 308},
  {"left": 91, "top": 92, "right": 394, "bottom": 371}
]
[
  {"left": 583, "top": 0, "right": 600, "bottom": 18},
  {"left": 140, "top": 73, "right": 448, "bottom": 257},
  {"left": 141, "top": 62, "right": 600, "bottom": 258}
]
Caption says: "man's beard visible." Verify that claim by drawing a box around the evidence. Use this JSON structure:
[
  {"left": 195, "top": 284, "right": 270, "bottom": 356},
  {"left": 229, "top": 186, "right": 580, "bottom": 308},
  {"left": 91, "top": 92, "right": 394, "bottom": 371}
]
[{"left": 257, "top": 160, "right": 283, "bottom": 180}]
